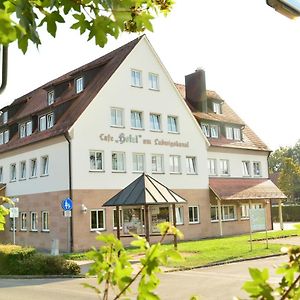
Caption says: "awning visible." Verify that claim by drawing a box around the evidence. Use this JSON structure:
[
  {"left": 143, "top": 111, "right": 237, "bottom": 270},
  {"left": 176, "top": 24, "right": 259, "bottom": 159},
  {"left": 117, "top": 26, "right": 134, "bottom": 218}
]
[
  {"left": 209, "top": 178, "right": 286, "bottom": 201},
  {"left": 103, "top": 173, "right": 186, "bottom": 206}
]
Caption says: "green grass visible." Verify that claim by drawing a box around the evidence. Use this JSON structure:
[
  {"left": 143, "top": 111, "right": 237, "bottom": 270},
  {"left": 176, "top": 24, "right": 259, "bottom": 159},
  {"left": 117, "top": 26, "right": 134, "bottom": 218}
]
[{"left": 63, "top": 224, "right": 300, "bottom": 268}]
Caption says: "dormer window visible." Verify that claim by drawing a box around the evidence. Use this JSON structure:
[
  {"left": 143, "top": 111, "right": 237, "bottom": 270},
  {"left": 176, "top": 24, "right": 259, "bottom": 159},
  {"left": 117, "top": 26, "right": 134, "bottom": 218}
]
[
  {"left": 225, "top": 126, "right": 241, "bottom": 141},
  {"left": 201, "top": 123, "right": 219, "bottom": 138},
  {"left": 75, "top": 77, "right": 84, "bottom": 93},
  {"left": 2, "top": 111, "right": 8, "bottom": 124},
  {"left": 47, "top": 90, "right": 55, "bottom": 105},
  {"left": 3, "top": 130, "right": 9, "bottom": 143},
  {"left": 19, "top": 120, "right": 33, "bottom": 138},
  {"left": 212, "top": 102, "right": 221, "bottom": 114},
  {"left": 39, "top": 112, "right": 54, "bottom": 131}
]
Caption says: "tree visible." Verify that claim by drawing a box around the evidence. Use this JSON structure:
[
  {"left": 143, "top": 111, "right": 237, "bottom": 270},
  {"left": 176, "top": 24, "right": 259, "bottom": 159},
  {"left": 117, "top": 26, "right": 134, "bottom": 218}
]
[
  {"left": 0, "top": 0, "right": 174, "bottom": 53},
  {"left": 0, "top": 196, "right": 13, "bottom": 231}
]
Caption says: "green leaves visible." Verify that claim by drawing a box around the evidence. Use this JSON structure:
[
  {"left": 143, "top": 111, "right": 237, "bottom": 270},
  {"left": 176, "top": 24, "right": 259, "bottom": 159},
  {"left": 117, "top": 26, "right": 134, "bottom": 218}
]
[
  {"left": 0, "top": 196, "right": 13, "bottom": 231},
  {"left": 0, "top": 0, "right": 174, "bottom": 53}
]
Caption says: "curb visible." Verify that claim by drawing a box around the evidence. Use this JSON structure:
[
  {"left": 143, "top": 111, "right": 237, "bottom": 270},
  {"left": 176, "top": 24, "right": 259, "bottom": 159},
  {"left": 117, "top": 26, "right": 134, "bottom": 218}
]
[{"left": 0, "top": 274, "right": 86, "bottom": 279}]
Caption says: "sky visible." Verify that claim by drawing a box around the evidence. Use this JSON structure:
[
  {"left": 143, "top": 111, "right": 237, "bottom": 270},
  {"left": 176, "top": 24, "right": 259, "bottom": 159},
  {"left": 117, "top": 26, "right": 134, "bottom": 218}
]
[{"left": 1, "top": 0, "right": 300, "bottom": 151}]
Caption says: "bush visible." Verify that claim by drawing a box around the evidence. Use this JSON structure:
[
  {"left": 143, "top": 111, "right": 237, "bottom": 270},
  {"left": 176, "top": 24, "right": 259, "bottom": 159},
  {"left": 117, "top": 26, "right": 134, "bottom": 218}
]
[
  {"left": 0, "top": 244, "right": 80, "bottom": 275},
  {"left": 272, "top": 205, "right": 300, "bottom": 222}
]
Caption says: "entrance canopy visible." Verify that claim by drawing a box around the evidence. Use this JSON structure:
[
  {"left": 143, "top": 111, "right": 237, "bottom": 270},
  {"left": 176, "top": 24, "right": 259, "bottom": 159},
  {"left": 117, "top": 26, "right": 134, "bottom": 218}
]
[
  {"left": 103, "top": 173, "right": 186, "bottom": 207},
  {"left": 209, "top": 178, "right": 286, "bottom": 201}
]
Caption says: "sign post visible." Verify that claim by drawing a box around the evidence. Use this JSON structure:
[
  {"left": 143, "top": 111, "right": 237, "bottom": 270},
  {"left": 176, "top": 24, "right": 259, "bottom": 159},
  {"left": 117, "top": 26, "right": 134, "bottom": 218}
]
[
  {"left": 249, "top": 208, "right": 268, "bottom": 251},
  {"left": 9, "top": 207, "right": 19, "bottom": 245},
  {"left": 61, "top": 198, "right": 73, "bottom": 253}
]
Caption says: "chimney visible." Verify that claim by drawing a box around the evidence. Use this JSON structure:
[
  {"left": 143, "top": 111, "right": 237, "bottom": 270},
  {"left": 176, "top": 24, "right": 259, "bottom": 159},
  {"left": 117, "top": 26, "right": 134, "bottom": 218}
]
[{"left": 185, "top": 68, "right": 207, "bottom": 112}]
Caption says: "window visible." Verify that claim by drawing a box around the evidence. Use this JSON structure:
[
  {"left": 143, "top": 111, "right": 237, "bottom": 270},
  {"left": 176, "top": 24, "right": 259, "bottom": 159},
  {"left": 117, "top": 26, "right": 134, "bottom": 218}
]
[
  {"left": 186, "top": 156, "right": 197, "bottom": 174},
  {"left": 167, "top": 116, "right": 178, "bottom": 133},
  {"left": 210, "top": 206, "right": 219, "bottom": 221},
  {"left": 39, "top": 113, "right": 54, "bottom": 131},
  {"left": 189, "top": 206, "right": 200, "bottom": 224},
  {"left": 212, "top": 102, "right": 221, "bottom": 114},
  {"left": 42, "top": 211, "right": 49, "bottom": 231},
  {"left": 26, "top": 121, "right": 32, "bottom": 136},
  {"left": 20, "top": 123, "right": 26, "bottom": 138},
  {"left": 41, "top": 156, "right": 49, "bottom": 176},
  {"left": 150, "top": 113, "right": 161, "bottom": 131},
  {"left": 149, "top": 73, "right": 159, "bottom": 90},
  {"left": 111, "top": 107, "right": 124, "bottom": 127},
  {"left": 132, "top": 153, "right": 145, "bottom": 172},
  {"left": 112, "top": 152, "right": 126, "bottom": 172},
  {"left": 151, "top": 206, "right": 170, "bottom": 233},
  {"left": 152, "top": 154, "right": 164, "bottom": 173},
  {"left": 90, "top": 209, "right": 105, "bottom": 231},
  {"left": 131, "top": 111, "right": 143, "bottom": 129},
  {"left": 47, "top": 90, "right": 55, "bottom": 105},
  {"left": 113, "top": 209, "right": 123, "bottom": 229},
  {"left": 3, "top": 130, "right": 9, "bottom": 143},
  {"left": 30, "top": 158, "right": 37, "bottom": 178},
  {"left": 10, "top": 163, "right": 16, "bottom": 182},
  {"left": 233, "top": 128, "right": 241, "bottom": 140},
  {"left": 208, "top": 159, "right": 217, "bottom": 176},
  {"left": 169, "top": 155, "right": 181, "bottom": 173},
  {"left": 20, "top": 161, "right": 26, "bottom": 180},
  {"left": 0, "top": 132, "right": 3, "bottom": 144},
  {"left": 226, "top": 126, "right": 241, "bottom": 141},
  {"left": 30, "top": 212, "right": 38, "bottom": 231},
  {"left": 89, "top": 151, "right": 104, "bottom": 171},
  {"left": 131, "top": 69, "right": 142, "bottom": 87},
  {"left": 75, "top": 77, "right": 84, "bottom": 93},
  {"left": 2, "top": 111, "right": 8, "bottom": 124},
  {"left": 242, "top": 161, "right": 251, "bottom": 176},
  {"left": 225, "top": 127, "right": 234, "bottom": 140},
  {"left": 19, "top": 120, "right": 32, "bottom": 138},
  {"left": 240, "top": 204, "right": 250, "bottom": 219},
  {"left": 222, "top": 205, "right": 236, "bottom": 221},
  {"left": 220, "top": 159, "right": 230, "bottom": 176},
  {"left": 0, "top": 166, "right": 3, "bottom": 183},
  {"left": 253, "top": 162, "right": 262, "bottom": 176},
  {"left": 210, "top": 124, "right": 219, "bottom": 138},
  {"left": 201, "top": 124, "right": 209, "bottom": 137},
  {"left": 175, "top": 207, "right": 184, "bottom": 225},
  {"left": 20, "top": 212, "right": 27, "bottom": 231},
  {"left": 123, "top": 207, "right": 144, "bottom": 234}
]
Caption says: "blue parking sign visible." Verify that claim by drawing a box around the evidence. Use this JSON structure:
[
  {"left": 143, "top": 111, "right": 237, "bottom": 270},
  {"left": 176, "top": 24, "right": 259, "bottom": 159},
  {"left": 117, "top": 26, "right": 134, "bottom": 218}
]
[{"left": 61, "top": 198, "right": 73, "bottom": 211}]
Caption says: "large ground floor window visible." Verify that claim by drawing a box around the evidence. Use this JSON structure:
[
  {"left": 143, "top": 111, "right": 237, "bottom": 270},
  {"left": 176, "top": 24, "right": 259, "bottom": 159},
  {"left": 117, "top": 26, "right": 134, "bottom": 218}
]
[{"left": 211, "top": 205, "right": 236, "bottom": 221}]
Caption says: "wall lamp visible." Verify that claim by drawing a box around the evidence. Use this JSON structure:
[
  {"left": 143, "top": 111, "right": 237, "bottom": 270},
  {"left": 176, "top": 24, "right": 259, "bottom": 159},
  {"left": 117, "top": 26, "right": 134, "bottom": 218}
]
[{"left": 81, "top": 204, "right": 87, "bottom": 213}]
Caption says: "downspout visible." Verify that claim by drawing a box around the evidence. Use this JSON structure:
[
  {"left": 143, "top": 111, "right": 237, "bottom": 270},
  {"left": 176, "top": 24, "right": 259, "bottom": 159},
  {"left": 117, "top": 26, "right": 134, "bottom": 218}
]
[
  {"left": 0, "top": 46, "right": 8, "bottom": 95},
  {"left": 64, "top": 132, "right": 73, "bottom": 252}
]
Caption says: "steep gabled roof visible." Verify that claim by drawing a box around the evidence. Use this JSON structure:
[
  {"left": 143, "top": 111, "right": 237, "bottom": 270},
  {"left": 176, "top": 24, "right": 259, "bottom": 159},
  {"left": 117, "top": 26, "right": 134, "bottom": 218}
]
[
  {"left": 0, "top": 36, "right": 142, "bottom": 154},
  {"left": 175, "top": 83, "right": 270, "bottom": 152}
]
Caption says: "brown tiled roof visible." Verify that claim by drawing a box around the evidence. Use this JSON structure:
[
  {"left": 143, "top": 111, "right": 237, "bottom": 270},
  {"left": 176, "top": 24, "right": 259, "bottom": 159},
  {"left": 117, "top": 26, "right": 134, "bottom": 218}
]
[
  {"left": 175, "top": 83, "right": 270, "bottom": 151},
  {"left": 209, "top": 178, "right": 286, "bottom": 200},
  {"left": 0, "top": 36, "right": 142, "bottom": 154}
]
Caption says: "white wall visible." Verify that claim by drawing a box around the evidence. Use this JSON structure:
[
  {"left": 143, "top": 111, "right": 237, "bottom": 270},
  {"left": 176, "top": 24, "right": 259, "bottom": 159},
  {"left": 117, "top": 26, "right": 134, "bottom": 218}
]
[
  {"left": 70, "top": 37, "right": 209, "bottom": 190},
  {"left": 0, "top": 136, "right": 69, "bottom": 196},
  {"left": 207, "top": 147, "right": 269, "bottom": 178}
]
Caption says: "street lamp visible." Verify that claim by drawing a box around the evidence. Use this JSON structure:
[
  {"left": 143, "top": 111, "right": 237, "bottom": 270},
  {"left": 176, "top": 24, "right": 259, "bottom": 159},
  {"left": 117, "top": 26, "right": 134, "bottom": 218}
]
[{"left": 266, "top": 0, "right": 300, "bottom": 19}]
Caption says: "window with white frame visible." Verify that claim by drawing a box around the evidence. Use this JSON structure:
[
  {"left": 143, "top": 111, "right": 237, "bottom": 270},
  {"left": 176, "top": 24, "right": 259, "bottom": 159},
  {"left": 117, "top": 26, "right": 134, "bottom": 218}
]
[
  {"left": 0, "top": 132, "right": 3, "bottom": 144},
  {"left": 208, "top": 159, "right": 217, "bottom": 176},
  {"left": 47, "top": 90, "right": 55, "bottom": 105},
  {"left": 113, "top": 209, "right": 123, "bottom": 229},
  {"left": 150, "top": 113, "right": 161, "bottom": 131},
  {"left": 220, "top": 159, "right": 230, "bottom": 176},
  {"left": 30, "top": 158, "right": 37, "bottom": 178},
  {"left": 169, "top": 155, "right": 181, "bottom": 173},
  {"left": 131, "top": 111, "right": 143, "bottom": 129},
  {"left": 75, "top": 76, "right": 84, "bottom": 93},
  {"left": 89, "top": 151, "right": 104, "bottom": 171},
  {"left": 252, "top": 203, "right": 263, "bottom": 209},
  {"left": 242, "top": 161, "right": 251, "bottom": 176},
  {"left": 201, "top": 123, "right": 210, "bottom": 137},
  {"left": 3, "top": 130, "right": 9, "bottom": 143},
  {"left": 151, "top": 154, "right": 164, "bottom": 173},
  {"left": 90, "top": 209, "right": 105, "bottom": 231},
  {"left": 210, "top": 206, "right": 219, "bottom": 221},
  {"left": 112, "top": 152, "right": 126, "bottom": 172},
  {"left": 26, "top": 120, "right": 32, "bottom": 136},
  {"left": 2, "top": 111, "right": 8, "bottom": 124},
  {"left": 20, "top": 120, "right": 33, "bottom": 138},
  {"left": 10, "top": 163, "right": 16, "bottom": 182},
  {"left": 253, "top": 162, "right": 262, "bottom": 176},
  {"left": 186, "top": 156, "right": 197, "bottom": 174},
  {"left": 39, "top": 112, "right": 54, "bottom": 131},
  {"left": 47, "top": 113, "right": 54, "bottom": 129},
  {"left": 175, "top": 207, "right": 184, "bottom": 225},
  {"left": 42, "top": 211, "right": 49, "bottom": 231},
  {"left": 20, "top": 212, "right": 27, "bottom": 231},
  {"left": 131, "top": 69, "right": 142, "bottom": 87},
  {"left": 111, "top": 107, "right": 124, "bottom": 127},
  {"left": 189, "top": 206, "right": 200, "bottom": 224},
  {"left": 39, "top": 115, "right": 46, "bottom": 131},
  {"left": 210, "top": 124, "right": 219, "bottom": 138},
  {"left": 222, "top": 205, "right": 236, "bottom": 221},
  {"left": 0, "top": 166, "right": 3, "bottom": 183},
  {"left": 41, "top": 156, "right": 49, "bottom": 176},
  {"left": 30, "top": 212, "right": 38, "bottom": 231},
  {"left": 132, "top": 153, "right": 145, "bottom": 172},
  {"left": 20, "top": 161, "right": 26, "bottom": 180},
  {"left": 167, "top": 116, "right": 178, "bottom": 133},
  {"left": 240, "top": 204, "right": 250, "bottom": 219},
  {"left": 233, "top": 128, "right": 241, "bottom": 140},
  {"left": 212, "top": 102, "right": 221, "bottom": 114},
  {"left": 149, "top": 73, "right": 159, "bottom": 90},
  {"left": 225, "top": 126, "right": 234, "bottom": 140}
]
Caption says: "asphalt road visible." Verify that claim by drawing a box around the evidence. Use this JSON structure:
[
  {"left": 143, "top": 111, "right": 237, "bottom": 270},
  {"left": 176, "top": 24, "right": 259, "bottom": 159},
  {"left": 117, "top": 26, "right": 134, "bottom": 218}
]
[{"left": 0, "top": 254, "right": 287, "bottom": 300}]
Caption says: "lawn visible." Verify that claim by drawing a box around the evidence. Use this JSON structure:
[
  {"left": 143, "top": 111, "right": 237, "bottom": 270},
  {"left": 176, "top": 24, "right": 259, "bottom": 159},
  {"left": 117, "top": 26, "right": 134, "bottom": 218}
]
[{"left": 64, "top": 224, "right": 300, "bottom": 268}]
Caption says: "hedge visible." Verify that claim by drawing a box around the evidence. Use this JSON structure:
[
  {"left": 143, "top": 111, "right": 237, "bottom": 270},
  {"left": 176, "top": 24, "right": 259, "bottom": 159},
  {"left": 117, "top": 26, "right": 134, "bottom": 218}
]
[
  {"left": 272, "top": 205, "right": 300, "bottom": 222},
  {"left": 0, "top": 244, "right": 80, "bottom": 275}
]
